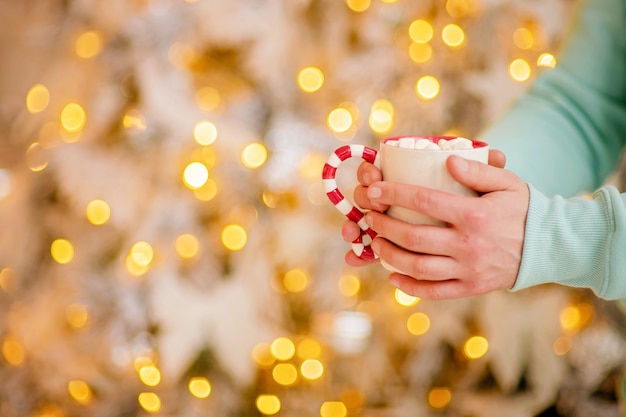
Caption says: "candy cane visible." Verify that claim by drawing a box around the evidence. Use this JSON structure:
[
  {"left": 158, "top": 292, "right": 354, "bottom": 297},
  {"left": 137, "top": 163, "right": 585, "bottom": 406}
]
[{"left": 322, "top": 144, "right": 381, "bottom": 259}]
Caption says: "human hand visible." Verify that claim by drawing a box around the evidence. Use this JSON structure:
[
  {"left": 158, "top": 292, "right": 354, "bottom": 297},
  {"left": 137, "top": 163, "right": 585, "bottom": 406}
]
[
  {"left": 341, "top": 149, "right": 507, "bottom": 267},
  {"left": 351, "top": 153, "right": 528, "bottom": 300}
]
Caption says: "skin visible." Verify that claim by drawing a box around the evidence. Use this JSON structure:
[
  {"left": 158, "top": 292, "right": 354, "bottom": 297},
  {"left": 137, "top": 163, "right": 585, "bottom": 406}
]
[{"left": 341, "top": 150, "right": 530, "bottom": 300}]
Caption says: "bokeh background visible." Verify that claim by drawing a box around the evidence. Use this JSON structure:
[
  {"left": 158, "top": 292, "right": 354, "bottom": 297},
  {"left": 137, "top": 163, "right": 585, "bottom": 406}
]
[{"left": 1, "top": 0, "right": 625, "bottom": 416}]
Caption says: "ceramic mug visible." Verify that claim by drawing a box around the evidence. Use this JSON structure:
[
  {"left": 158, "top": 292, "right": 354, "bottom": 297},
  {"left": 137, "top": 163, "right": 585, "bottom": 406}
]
[{"left": 322, "top": 136, "right": 489, "bottom": 260}]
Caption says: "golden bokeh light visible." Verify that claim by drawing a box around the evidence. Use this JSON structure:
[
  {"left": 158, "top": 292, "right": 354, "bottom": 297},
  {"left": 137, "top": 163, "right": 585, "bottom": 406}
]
[
  {"left": 369, "top": 99, "right": 394, "bottom": 134},
  {"left": 346, "top": 0, "right": 371, "bottom": 13},
  {"left": 193, "top": 121, "right": 218, "bottom": 146},
  {"left": 68, "top": 380, "right": 92, "bottom": 405},
  {"left": 195, "top": 86, "right": 221, "bottom": 111},
  {"left": 297, "top": 337, "right": 322, "bottom": 359},
  {"left": 298, "top": 153, "right": 326, "bottom": 180},
  {"left": 297, "top": 66, "right": 325, "bottom": 93},
  {"left": 537, "top": 52, "right": 557, "bottom": 68},
  {"left": 407, "top": 312, "right": 431, "bottom": 336},
  {"left": 442, "top": 24, "right": 465, "bottom": 47},
  {"left": 509, "top": 58, "right": 531, "bottom": 81},
  {"left": 409, "top": 42, "right": 433, "bottom": 63},
  {"left": 409, "top": 19, "right": 433, "bottom": 43},
  {"left": 395, "top": 288, "right": 420, "bottom": 306},
  {"left": 175, "top": 233, "right": 199, "bottom": 259},
  {"left": 2, "top": 335, "right": 25, "bottom": 366},
  {"left": 327, "top": 107, "right": 353, "bottom": 133},
  {"left": 559, "top": 303, "right": 592, "bottom": 333},
  {"left": 338, "top": 274, "right": 360, "bottom": 297},
  {"left": 270, "top": 337, "right": 295, "bottom": 360},
  {"left": 51, "top": 239, "right": 75, "bottom": 264},
  {"left": 463, "top": 336, "right": 489, "bottom": 359},
  {"left": 252, "top": 342, "right": 276, "bottom": 368},
  {"left": 75, "top": 30, "right": 103, "bottom": 59},
  {"left": 301, "top": 359, "right": 324, "bottom": 380},
  {"left": 553, "top": 335, "right": 573, "bottom": 356},
  {"left": 221, "top": 224, "right": 247, "bottom": 251},
  {"left": 123, "top": 108, "right": 147, "bottom": 132},
  {"left": 256, "top": 394, "right": 281, "bottom": 415},
  {"left": 86, "top": 199, "right": 111, "bottom": 225},
  {"left": 416, "top": 75, "right": 440, "bottom": 100},
  {"left": 138, "top": 392, "right": 161, "bottom": 413},
  {"left": 428, "top": 387, "right": 452, "bottom": 409},
  {"left": 60, "top": 103, "right": 86, "bottom": 133},
  {"left": 513, "top": 27, "right": 534, "bottom": 50},
  {"left": 283, "top": 268, "right": 309, "bottom": 293},
  {"left": 26, "top": 142, "right": 48, "bottom": 172},
  {"left": 26, "top": 84, "right": 50, "bottom": 114},
  {"left": 183, "top": 161, "right": 209, "bottom": 189},
  {"left": 272, "top": 363, "right": 298, "bottom": 386},
  {"left": 125, "top": 254, "right": 149, "bottom": 277},
  {"left": 130, "top": 241, "right": 154, "bottom": 266},
  {"left": 189, "top": 377, "right": 212, "bottom": 398},
  {"left": 66, "top": 303, "right": 89, "bottom": 329},
  {"left": 133, "top": 356, "right": 155, "bottom": 372},
  {"left": 446, "top": 0, "right": 471, "bottom": 18},
  {"left": 0, "top": 267, "right": 18, "bottom": 294},
  {"left": 139, "top": 365, "right": 161, "bottom": 387},
  {"left": 241, "top": 142, "right": 268, "bottom": 168},
  {"left": 193, "top": 178, "right": 218, "bottom": 202},
  {"left": 320, "top": 401, "right": 348, "bottom": 417}
]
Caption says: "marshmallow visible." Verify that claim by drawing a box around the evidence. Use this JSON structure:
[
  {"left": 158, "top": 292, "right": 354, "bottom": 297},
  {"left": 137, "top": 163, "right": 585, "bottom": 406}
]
[
  {"left": 438, "top": 137, "right": 473, "bottom": 150},
  {"left": 398, "top": 137, "right": 416, "bottom": 149},
  {"left": 386, "top": 137, "right": 474, "bottom": 150}
]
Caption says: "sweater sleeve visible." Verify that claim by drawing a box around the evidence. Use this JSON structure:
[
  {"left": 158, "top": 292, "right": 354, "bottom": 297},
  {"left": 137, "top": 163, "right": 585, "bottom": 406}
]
[{"left": 513, "top": 184, "right": 626, "bottom": 300}]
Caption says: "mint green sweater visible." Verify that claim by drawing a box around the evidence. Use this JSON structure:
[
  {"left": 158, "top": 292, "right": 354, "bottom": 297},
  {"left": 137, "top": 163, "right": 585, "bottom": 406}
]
[{"left": 480, "top": 0, "right": 626, "bottom": 299}]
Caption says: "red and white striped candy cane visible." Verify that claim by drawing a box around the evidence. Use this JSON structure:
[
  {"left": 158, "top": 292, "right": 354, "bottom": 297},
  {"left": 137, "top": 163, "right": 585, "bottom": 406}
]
[{"left": 322, "top": 144, "right": 381, "bottom": 260}]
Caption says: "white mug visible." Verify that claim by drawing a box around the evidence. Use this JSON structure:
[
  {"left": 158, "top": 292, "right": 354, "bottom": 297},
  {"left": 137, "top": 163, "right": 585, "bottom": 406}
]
[{"left": 323, "top": 136, "right": 489, "bottom": 260}]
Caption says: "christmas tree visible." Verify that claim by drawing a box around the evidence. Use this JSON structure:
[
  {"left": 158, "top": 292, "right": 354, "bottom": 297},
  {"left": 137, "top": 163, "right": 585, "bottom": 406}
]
[{"left": 1, "top": 0, "right": 624, "bottom": 416}]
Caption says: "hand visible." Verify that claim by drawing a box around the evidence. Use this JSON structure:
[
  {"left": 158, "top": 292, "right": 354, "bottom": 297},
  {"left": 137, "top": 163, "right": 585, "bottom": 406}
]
[
  {"left": 341, "top": 149, "right": 507, "bottom": 267},
  {"left": 341, "top": 149, "right": 528, "bottom": 300}
]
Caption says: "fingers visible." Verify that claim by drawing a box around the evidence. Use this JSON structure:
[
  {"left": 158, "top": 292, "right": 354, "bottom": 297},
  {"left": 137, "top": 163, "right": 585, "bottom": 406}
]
[
  {"left": 344, "top": 250, "right": 380, "bottom": 267},
  {"left": 341, "top": 219, "right": 362, "bottom": 243},
  {"left": 446, "top": 155, "right": 519, "bottom": 193},
  {"left": 357, "top": 161, "right": 382, "bottom": 185},
  {"left": 390, "top": 275, "right": 473, "bottom": 300},
  {"left": 488, "top": 149, "right": 506, "bottom": 169},
  {"left": 354, "top": 162, "right": 388, "bottom": 212}
]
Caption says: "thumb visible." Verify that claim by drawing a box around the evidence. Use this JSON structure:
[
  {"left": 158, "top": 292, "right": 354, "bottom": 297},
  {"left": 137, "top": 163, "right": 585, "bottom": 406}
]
[{"left": 446, "top": 155, "right": 515, "bottom": 193}]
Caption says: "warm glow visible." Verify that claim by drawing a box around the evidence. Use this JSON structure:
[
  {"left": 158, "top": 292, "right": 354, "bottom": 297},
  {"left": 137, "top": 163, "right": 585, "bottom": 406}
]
[
  {"left": 409, "top": 42, "right": 433, "bottom": 63},
  {"left": 26, "top": 142, "right": 48, "bottom": 172},
  {"left": 75, "top": 30, "right": 103, "bottom": 59},
  {"left": 221, "top": 224, "right": 247, "bottom": 251},
  {"left": 196, "top": 86, "right": 221, "bottom": 111},
  {"left": 395, "top": 288, "right": 420, "bottom": 306},
  {"left": 241, "top": 142, "right": 268, "bottom": 168},
  {"left": 183, "top": 161, "right": 209, "bottom": 189},
  {"left": 301, "top": 359, "right": 324, "bottom": 380},
  {"left": 297, "top": 338, "right": 322, "bottom": 359},
  {"left": 559, "top": 304, "right": 589, "bottom": 333},
  {"left": 442, "top": 24, "right": 465, "bottom": 47},
  {"left": 407, "top": 312, "right": 431, "bottom": 336},
  {"left": 513, "top": 27, "right": 534, "bottom": 50},
  {"left": 193, "top": 178, "right": 218, "bottom": 202},
  {"left": 409, "top": 19, "right": 433, "bottom": 43},
  {"left": 416, "top": 75, "right": 440, "bottom": 99},
  {"left": 26, "top": 84, "right": 50, "bottom": 114},
  {"left": 189, "top": 377, "right": 212, "bottom": 398},
  {"left": 0, "top": 268, "right": 18, "bottom": 294},
  {"left": 553, "top": 335, "right": 573, "bottom": 356},
  {"left": 338, "top": 274, "right": 360, "bottom": 297},
  {"left": 2, "top": 335, "right": 25, "bottom": 366},
  {"left": 68, "top": 380, "right": 92, "bottom": 404},
  {"left": 86, "top": 199, "right": 111, "bottom": 225},
  {"left": 428, "top": 387, "right": 452, "bottom": 408},
  {"left": 270, "top": 337, "right": 295, "bottom": 360},
  {"left": 297, "top": 66, "right": 325, "bottom": 92},
  {"left": 125, "top": 254, "right": 149, "bottom": 277},
  {"left": 346, "top": 0, "right": 371, "bottom": 12},
  {"left": 509, "top": 58, "right": 531, "bottom": 81},
  {"left": 139, "top": 365, "right": 161, "bottom": 386},
  {"left": 252, "top": 343, "right": 276, "bottom": 367},
  {"left": 369, "top": 99, "right": 394, "bottom": 134},
  {"left": 446, "top": 0, "right": 471, "bottom": 18},
  {"left": 66, "top": 303, "right": 89, "bottom": 329},
  {"left": 138, "top": 392, "right": 161, "bottom": 413},
  {"left": 51, "top": 239, "right": 75, "bottom": 264},
  {"left": 122, "top": 108, "right": 147, "bottom": 131},
  {"left": 320, "top": 401, "right": 348, "bottom": 417},
  {"left": 193, "top": 121, "right": 218, "bottom": 146},
  {"left": 256, "top": 395, "right": 281, "bottom": 415},
  {"left": 463, "top": 336, "right": 489, "bottom": 359},
  {"left": 327, "top": 108, "right": 353, "bottom": 133},
  {"left": 272, "top": 363, "right": 298, "bottom": 385},
  {"left": 60, "top": 103, "right": 86, "bottom": 133},
  {"left": 175, "top": 233, "right": 199, "bottom": 259},
  {"left": 298, "top": 153, "right": 326, "bottom": 180},
  {"left": 283, "top": 268, "right": 309, "bottom": 293},
  {"left": 130, "top": 241, "right": 154, "bottom": 266},
  {"left": 537, "top": 52, "right": 557, "bottom": 68}
]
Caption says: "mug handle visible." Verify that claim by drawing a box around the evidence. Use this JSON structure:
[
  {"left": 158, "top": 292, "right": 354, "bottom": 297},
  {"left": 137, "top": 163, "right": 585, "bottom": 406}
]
[{"left": 322, "top": 144, "right": 380, "bottom": 260}]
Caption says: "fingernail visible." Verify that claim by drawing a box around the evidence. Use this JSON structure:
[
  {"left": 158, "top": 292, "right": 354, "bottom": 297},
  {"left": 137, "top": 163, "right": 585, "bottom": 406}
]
[
  {"left": 368, "top": 185, "right": 382, "bottom": 199},
  {"left": 370, "top": 239, "right": 380, "bottom": 254},
  {"left": 365, "top": 212, "right": 373, "bottom": 226}
]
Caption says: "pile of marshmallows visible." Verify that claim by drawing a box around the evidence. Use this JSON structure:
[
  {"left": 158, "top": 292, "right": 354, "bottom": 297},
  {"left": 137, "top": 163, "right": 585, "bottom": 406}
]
[{"left": 386, "top": 136, "right": 474, "bottom": 150}]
